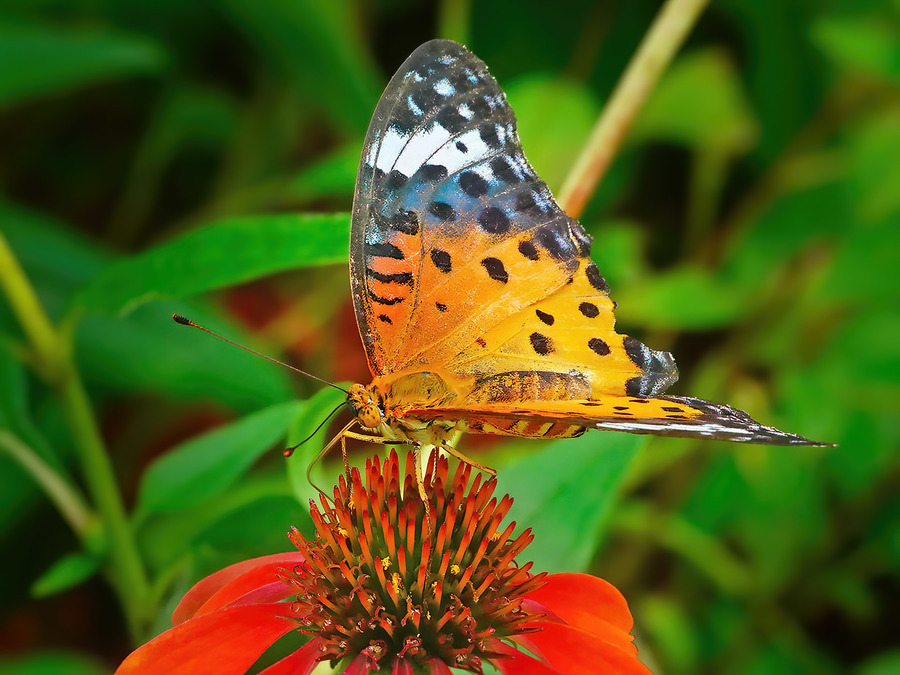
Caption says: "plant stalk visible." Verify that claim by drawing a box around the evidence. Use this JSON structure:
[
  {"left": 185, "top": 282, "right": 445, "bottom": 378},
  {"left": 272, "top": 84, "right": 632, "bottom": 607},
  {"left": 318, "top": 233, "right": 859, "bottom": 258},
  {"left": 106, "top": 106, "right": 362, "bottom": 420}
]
[
  {"left": 558, "top": 0, "right": 711, "bottom": 218},
  {"left": 0, "top": 232, "right": 151, "bottom": 640}
]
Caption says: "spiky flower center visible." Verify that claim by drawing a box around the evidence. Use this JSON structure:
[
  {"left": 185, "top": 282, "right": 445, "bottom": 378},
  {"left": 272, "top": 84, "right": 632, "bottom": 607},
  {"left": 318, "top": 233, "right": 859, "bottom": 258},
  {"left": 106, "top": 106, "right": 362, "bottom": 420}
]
[{"left": 281, "top": 450, "right": 545, "bottom": 672}]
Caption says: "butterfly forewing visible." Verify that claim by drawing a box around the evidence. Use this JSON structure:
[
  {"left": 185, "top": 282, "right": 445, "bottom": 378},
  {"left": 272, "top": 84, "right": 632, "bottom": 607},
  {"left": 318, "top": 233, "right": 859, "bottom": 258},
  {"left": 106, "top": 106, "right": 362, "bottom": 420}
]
[{"left": 350, "top": 41, "right": 652, "bottom": 381}]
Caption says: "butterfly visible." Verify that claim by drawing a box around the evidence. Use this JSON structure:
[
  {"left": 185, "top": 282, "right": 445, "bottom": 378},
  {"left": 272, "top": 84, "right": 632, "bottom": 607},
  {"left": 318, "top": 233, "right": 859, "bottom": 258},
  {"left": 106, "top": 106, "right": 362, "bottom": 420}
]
[{"left": 327, "top": 39, "right": 827, "bottom": 495}]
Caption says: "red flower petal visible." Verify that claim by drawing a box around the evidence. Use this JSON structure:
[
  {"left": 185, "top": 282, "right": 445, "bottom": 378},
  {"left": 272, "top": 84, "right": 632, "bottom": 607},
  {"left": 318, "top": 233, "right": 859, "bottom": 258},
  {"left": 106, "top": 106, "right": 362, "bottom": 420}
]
[
  {"left": 257, "top": 638, "right": 323, "bottom": 675},
  {"left": 525, "top": 572, "right": 638, "bottom": 655},
  {"left": 425, "top": 659, "right": 453, "bottom": 674},
  {"left": 340, "top": 655, "right": 371, "bottom": 674},
  {"left": 191, "top": 559, "right": 303, "bottom": 618},
  {"left": 392, "top": 659, "right": 414, "bottom": 675},
  {"left": 173, "top": 552, "right": 305, "bottom": 624},
  {"left": 491, "top": 641, "right": 561, "bottom": 675},
  {"left": 116, "top": 603, "right": 296, "bottom": 675},
  {"left": 514, "top": 622, "right": 651, "bottom": 675}
]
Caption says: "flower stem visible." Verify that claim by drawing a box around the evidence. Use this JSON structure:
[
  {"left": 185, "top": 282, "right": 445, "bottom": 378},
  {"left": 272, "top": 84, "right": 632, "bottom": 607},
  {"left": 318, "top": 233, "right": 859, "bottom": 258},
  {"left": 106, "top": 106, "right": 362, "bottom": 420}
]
[
  {"left": 0, "top": 231, "right": 151, "bottom": 639},
  {"left": 557, "top": 0, "right": 711, "bottom": 218},
  {"left": 0, "top": 431, "right": 94, "bottom": 535},
  {"left": 0, "top": 233, "right": 63, "bottom": 381},
  {"left": 438, "top": 0, "right": 470, "bottom": 45}
]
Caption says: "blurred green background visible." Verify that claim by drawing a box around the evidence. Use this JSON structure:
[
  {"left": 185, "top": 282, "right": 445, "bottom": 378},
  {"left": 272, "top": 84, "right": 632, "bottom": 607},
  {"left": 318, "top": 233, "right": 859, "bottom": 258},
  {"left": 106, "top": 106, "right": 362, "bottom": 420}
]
[{"left": 1, "top": 0, "right": 898, "bottom": 673}]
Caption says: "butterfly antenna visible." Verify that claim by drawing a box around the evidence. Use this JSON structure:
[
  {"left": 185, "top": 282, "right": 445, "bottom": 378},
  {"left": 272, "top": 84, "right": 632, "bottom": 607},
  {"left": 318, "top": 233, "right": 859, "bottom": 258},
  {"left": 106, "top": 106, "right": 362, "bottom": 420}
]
[
  {"left": 172, "top": 314, "right": 349, "bottom": 394},
  {"left": 283, "top": 401, "right": 348, "bottom": 457}
]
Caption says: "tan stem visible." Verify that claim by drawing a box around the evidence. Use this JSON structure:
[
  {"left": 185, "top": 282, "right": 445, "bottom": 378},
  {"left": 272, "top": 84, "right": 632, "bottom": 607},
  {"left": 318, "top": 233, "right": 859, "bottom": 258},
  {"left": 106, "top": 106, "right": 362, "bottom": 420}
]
[{"left": 558, "top": 0, "right": 711, "bottom": 218}]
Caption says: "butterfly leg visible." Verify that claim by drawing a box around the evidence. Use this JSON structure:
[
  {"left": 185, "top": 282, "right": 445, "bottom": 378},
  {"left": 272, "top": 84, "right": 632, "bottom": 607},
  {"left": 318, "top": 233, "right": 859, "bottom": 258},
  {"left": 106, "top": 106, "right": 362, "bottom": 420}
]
[
  {"left": 440, "top": 444, "right": 497, "bottom": 478},
  {"left": 413, "top": 443, "right": 433, "bottom": 537},
  {"left": 306, "top": 419, "right": 357, "bottom": 501}
]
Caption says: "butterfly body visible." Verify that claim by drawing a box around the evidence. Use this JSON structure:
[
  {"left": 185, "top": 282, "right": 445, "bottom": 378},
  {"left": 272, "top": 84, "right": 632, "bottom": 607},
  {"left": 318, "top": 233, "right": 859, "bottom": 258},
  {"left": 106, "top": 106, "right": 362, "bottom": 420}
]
[{"left": 343, "top": 39, "right": 828, "bottom": 456}]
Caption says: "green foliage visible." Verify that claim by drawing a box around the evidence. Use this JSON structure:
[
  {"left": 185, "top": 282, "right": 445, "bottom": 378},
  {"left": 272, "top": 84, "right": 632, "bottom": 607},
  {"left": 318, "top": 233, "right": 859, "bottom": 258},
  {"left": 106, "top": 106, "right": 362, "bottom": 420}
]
[{"left": 0, "top": 1, "right": 896, "bottom": 673}]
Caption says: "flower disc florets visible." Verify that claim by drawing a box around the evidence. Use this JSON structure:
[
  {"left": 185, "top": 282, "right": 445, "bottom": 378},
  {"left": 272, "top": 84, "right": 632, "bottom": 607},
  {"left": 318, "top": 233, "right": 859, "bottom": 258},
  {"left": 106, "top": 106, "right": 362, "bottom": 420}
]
[{"left": 281, "top": 450, "right": 546, "bottom": 673}]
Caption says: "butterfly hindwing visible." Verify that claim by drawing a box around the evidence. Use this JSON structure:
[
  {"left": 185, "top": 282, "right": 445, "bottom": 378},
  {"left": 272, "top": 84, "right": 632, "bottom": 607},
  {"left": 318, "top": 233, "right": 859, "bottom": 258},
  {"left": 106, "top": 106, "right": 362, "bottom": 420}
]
[{"left": 403, "top": 395, "right": 825, "bottom": 446}]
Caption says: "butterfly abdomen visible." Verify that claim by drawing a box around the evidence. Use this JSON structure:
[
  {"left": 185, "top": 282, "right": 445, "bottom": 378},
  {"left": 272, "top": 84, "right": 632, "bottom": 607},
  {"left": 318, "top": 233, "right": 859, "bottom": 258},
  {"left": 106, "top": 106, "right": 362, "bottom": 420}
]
[
  {"left": 469, "top": 418, "right": 585, "bottom": 439},
  {"left": 468, "top": 370, "right": 590, "bottom": 403}
]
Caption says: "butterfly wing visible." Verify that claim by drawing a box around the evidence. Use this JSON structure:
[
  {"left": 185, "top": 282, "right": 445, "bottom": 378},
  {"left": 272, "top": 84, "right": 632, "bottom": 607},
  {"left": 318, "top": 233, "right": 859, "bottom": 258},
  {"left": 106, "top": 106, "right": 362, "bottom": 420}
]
[
  {"left": 402, "top": 395, "right": 830, "bottom": 446},
  {"left": 352, "top": 40, "right": 826, "bottom": 447},
  {"left": 351, "top": 39, "right": 673, "bottom": 395}
]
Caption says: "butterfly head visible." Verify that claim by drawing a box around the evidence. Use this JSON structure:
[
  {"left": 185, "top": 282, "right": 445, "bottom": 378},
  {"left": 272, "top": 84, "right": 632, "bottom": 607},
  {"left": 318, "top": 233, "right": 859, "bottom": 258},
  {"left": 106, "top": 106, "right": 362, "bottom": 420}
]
[{"left": 347, "top": 383, "right": 384, "bottom": 430}]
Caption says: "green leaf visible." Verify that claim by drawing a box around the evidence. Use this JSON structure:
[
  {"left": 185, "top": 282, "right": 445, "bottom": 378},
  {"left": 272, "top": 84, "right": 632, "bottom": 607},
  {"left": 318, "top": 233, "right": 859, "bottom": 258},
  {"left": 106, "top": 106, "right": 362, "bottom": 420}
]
[
  {"left": 506, "top": 75, "right": 600, "bottom": 192},
  {"left": 615, "top": 266, "right": 751, "bottom": 330},
  {"left": 634, "top": 48, "right": 759, "bottom": 154},
  {"left": 217, "top": 0, "right": 379, "bottom": 133},
  {"left": 497, "top": 433, "right": 644, "bottom": 573},
  {"left": 812, "top": 15, "right": 900, "bottom": 81},
  {"left": 138, "top": 473, "right": 306, "bottom": 573},
  {"left": 589, "top": 221, "right": 647, "bottom": 288},
  {"left": 0, "top": 652, "right": 107, "bottom": 675},
  {"left": 75, "top": 212, "right": 350, "bottom": 316},
  {"left": 847, "top": 106, "right": 900, "bottom": 223},
  {"left": 856, "top": 651, "right": 900, "bottom": 675},
  {"left": 0, "top": 20, "right": 167, "bottom": 106},
  {"left": 74, "top": 301, "right": 294, "bottom": 411},
  {"left": 640, "top": 596, "right": 699, "bottom": 672},
  {"left": 136, "top": 401, "right": 303, "bottom": 515},
  {"left": 31, "top": 551, "right": 101, "bottom": 598},
  {"left": 0, "top": 201, "right": 109, "bottom": 320},
  {"left": 281, "top": 144, "right": 360, "bottom": 204},
  {"left": 285, "top": 385, "right": 349, "bottom": 505},
  {"left": 196, "top": 493, "right": 309, "bottom": 556}
]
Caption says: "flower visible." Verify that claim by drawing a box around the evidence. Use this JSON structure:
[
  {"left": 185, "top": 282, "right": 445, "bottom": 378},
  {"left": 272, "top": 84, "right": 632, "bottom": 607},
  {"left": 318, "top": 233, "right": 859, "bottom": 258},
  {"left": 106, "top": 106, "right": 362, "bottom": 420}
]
[{"left": 117, "top": 451, "right": 649, "bottom": 674}]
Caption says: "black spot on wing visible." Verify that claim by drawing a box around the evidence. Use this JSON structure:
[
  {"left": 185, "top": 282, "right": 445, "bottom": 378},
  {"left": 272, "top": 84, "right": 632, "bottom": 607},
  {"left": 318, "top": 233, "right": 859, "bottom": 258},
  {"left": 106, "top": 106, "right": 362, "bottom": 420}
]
[
  {"left": 479, "top": 122, "right": 502, "bottom": 149},
  {"left": 417, "top": 164, "right": 448, "bottom": 182},
  {"left": 481, "top": 257, "right": 508, "bottom": 283},
  {"left": 490, "top": 156, "right": 519, "bottom": 184},
  {"left": 459, "top": 171, "right": 489, "bottom": 198},
  {"left": 535, "top": 221, "right": 577, "bottom": 260},
  {"left": 435, "top": 302, "right": 447, "bottom": 312},
  {"left": 623, "top": 336, "right": 679, "bottom": 397},
  {"left": 385, "top": 170, "right": 407, "bottom": 190},
  {"left": 368, "top": 241, "right": 404, "bottom": 259},
  {"left": 478, "top": 207, "right": 510, "bottom": 234},
  {"left": 429, "top": 201, "right": 456, "bottom": 221},
  {"left": 586, "top": 263, "right": 610, "bottom": 293},
  {"left": 385, "top": 211, "right": 419, "bottom": 236},
  {"left": 515, "top": 189, "right": 541, "bottom": 214},
  {"left": 411, "top": 86, "right": 441, "bottom": 113},
  {"left": 529, "top": 332, "right": 553, "bottom": 355},
  {"left": 368, "top": 269, "right": 414, "bottom": 286},
  {"left": 430, "top": 249, "right": 452, "bottom": 273},
  {"left": 436, "top": 106, "right": 467, "bottom": 133},
  {"left": 588, "top": 337, "right": 610, "bottom": 356},
  {"left": 371, "top": 294, "right": 404, "bottom": 305},
  {"left": 579, "top": 302, "right": 599, "bottom": 318},
  {"left": 535, "top": 309, "right": 554, "bottom": 325},
  {"left": 624, "top": 336, "right": 650, "bottom": 369},
  {"left": 518, "top": 240, "right": 539, "bottom": 261}
]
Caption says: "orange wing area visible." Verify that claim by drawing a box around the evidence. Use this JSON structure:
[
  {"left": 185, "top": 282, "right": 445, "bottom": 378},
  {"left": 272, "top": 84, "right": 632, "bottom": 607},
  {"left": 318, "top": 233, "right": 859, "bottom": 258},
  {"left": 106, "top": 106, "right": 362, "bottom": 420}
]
[
  {"left": 399, "top": 395, "right": 831, "bottom": 446},
  {"left": 445, "top": 256, "right": 677, "bottom": 398}
]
